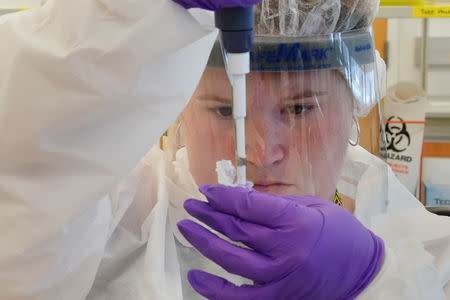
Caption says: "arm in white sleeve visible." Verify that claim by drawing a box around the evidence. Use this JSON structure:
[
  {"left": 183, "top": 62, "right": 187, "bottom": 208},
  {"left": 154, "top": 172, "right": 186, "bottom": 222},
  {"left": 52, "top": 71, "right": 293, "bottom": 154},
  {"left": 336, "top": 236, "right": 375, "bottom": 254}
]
[
  {"left": 357, "top": 171, "right": 450, "bottom": 299},
  {"left": 0, "top": 0, "right": 217, "bottom": 298}
]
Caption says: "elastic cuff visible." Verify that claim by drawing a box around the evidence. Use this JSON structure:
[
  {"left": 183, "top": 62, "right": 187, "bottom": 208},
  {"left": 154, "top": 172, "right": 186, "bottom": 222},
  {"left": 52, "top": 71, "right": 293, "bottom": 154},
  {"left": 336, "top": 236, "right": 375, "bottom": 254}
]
[
  {"left": 343, "top": 232, "right": 386, "bottom": 299},
  {"left": 353, "top": 246, "right": 392, "bottom": 299}
]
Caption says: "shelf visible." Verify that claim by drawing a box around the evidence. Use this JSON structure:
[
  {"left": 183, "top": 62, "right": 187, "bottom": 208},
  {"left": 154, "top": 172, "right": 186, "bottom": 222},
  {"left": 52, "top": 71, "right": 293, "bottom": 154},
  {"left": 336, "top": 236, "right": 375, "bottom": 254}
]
[
  {"left": 426, "top": 100, "right": 450, "bottom": 118},
  {"left": 377, "top": 4, "right": 450, "bottom": 18},
  {"left": 378, "top": 6, "right": 414, "bottom": 18},
  {"left": 424, "top": 116, "right": 450, "bottom": 142}
]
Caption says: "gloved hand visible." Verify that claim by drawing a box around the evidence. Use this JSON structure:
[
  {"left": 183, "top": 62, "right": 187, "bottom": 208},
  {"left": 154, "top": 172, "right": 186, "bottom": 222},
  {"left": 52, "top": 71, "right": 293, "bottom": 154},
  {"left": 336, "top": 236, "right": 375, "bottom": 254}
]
[
  {"left": 172, "top": 0, "right": 259, "bottom": 11},
  {"left": 177, "top": 185, "right": 385, "bottom": 300}
]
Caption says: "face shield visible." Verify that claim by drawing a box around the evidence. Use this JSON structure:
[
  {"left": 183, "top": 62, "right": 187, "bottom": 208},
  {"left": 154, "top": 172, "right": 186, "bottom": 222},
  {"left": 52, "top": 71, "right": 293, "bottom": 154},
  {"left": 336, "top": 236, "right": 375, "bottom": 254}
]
[{"left": 170, "top": 29, "right": 383, "bottom": 202}]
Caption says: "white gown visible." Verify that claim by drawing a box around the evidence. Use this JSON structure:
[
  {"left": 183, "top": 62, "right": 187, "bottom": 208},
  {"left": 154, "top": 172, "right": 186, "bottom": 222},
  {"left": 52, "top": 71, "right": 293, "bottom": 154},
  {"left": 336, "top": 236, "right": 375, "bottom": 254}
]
[
  {"left": 85, "top": 145, "right": 450, "bottom": 300},
  {"left": 0, "top": 0, "right": 448, "bottom": 299}
]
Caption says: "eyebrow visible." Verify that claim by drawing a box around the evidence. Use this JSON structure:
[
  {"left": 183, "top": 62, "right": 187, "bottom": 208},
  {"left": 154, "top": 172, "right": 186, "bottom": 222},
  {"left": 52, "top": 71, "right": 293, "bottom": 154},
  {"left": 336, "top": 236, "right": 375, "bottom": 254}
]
[
  {"left": 197, "top": 91, "right": 327, "bottom": 104},
  {"left": 196, "top": 95, "right": 232, "bottom": 104},
  {"left": 282, "top": 91, "right": 327, "bottom": 102}
]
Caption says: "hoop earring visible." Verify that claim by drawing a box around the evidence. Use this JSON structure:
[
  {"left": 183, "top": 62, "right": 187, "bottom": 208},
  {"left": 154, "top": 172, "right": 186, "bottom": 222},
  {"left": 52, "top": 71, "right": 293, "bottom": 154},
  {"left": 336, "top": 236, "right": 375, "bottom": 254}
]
[
  {"left": 349, "top": 116, "right": 360, "bottom": 146},
  {"left": 163, "top": 119, "right": 184, "bottom": 161}
]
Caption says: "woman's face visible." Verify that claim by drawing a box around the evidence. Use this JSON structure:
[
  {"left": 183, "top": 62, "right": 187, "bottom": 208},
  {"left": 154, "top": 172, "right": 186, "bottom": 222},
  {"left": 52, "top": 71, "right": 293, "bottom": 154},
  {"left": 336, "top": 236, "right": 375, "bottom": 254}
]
[{"left": 181, "top": 68, "right": 353, "bottom": 200}]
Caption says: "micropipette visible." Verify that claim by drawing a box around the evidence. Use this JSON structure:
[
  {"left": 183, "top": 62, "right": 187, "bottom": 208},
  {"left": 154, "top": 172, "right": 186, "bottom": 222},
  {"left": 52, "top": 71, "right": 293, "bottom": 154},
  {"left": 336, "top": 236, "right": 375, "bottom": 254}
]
[{"left": 215, "top": 7, "right": 254, "bottom": 187}]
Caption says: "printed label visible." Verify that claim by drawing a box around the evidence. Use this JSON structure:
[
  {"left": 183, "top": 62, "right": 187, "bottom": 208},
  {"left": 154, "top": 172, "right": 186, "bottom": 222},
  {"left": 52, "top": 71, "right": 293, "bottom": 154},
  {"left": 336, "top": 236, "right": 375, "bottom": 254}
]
[{"left": 413, "top": 6, "right": 450, "bottom": 18}]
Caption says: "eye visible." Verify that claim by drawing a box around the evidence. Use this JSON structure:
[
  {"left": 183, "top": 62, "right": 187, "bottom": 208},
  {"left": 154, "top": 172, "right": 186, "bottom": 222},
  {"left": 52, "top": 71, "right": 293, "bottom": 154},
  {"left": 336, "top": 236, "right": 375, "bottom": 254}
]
[
  {"left": 284, "top": 104, "right": 315, "bottom": 115},
  {"left": 215, "top": 106, "right": 233, "bottom": 117}
]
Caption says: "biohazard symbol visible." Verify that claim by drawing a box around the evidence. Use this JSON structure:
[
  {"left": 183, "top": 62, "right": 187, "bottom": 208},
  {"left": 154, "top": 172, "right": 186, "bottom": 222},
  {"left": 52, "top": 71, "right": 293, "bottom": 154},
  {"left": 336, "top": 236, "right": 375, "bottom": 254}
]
[{"left": 385, "top": 116, "right": 410, "bottom": 153}]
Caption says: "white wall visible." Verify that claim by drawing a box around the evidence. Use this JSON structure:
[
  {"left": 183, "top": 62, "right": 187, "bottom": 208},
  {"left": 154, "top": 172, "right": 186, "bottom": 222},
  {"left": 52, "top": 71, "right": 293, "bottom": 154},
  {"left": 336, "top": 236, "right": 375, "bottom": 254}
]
[{"left": 386, "top": 18, "right": 450, "bottom": 117}]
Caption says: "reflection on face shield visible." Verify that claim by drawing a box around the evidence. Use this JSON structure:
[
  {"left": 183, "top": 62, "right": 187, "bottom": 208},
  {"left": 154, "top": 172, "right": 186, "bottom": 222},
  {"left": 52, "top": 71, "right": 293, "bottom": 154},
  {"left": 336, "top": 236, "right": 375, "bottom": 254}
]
[
  {"left": 178, "top": 31, "right": 379, "bottom": 201},
  {"left": 182, "top": 68, "right": 353, "bottom": 200}
]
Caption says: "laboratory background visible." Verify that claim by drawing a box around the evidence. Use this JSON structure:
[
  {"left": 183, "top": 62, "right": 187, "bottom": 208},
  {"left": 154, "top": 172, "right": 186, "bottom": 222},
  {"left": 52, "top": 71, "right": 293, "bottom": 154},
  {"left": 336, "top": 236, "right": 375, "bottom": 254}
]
[{"left": 365, "top": 1, "right": 450, "bottom": 214}]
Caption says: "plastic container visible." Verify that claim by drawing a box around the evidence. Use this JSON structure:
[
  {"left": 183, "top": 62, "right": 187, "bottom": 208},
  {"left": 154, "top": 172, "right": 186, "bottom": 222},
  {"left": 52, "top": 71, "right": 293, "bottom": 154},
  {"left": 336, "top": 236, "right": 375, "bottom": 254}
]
[
  {"left": 380, "top": 0, "right": 425, "bottom": 6},
  {"left": 423, "top": 181, "right": 450, "bottom": 207},
  {"left": 421, "top": 157, "right": 450, "bottom": 206},
  {"left": 383, "top": 82, "right": 426, "bottom": 196}
]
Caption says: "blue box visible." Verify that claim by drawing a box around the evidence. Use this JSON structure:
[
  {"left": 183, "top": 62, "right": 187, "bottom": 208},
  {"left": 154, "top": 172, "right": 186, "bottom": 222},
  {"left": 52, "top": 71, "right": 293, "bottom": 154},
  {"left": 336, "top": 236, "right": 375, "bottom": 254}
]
[{"left": 424, "top": 181, "right": 450, "bottom": 207}]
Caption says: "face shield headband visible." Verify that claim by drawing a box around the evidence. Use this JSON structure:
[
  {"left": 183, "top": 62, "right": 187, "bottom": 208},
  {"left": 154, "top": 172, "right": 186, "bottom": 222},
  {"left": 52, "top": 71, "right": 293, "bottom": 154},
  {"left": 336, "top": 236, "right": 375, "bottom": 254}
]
[{"left": 207, "top": 30, "right": 380, "bottom": 117}]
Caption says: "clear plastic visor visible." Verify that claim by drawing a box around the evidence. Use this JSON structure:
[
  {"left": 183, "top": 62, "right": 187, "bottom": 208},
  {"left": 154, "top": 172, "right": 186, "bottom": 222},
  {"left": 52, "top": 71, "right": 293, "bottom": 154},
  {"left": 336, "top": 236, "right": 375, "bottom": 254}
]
[
  {"left": 169, "top": 31, "right": 381, "bottom": 202},
  {"left": 177, "top": 68, "right": 352, "bottom": 201}
]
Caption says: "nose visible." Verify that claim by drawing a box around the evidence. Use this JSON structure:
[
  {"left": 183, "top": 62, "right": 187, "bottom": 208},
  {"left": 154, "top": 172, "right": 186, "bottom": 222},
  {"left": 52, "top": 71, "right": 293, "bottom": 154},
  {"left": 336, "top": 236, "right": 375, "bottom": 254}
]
[{"left": 245, "top": 115, "right": 286, "bottom": 167}]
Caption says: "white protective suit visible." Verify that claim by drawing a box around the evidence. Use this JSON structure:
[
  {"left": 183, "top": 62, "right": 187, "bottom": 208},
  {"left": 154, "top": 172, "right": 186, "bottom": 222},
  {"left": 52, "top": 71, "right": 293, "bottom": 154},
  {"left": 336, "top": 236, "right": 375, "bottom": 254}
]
[{"left": 0, "top": 0, "right": 449, "bottom": 299}]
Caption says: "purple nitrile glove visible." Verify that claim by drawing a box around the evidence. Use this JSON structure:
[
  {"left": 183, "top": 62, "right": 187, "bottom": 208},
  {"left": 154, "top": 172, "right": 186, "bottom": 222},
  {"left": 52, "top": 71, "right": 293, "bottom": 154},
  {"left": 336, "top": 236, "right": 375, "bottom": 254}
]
[
  {"left": 172, "top": 0, "right": 260, "bottom": 11},
  {"left": 177, "top": 185, "right": 385, "bottom": 300}
]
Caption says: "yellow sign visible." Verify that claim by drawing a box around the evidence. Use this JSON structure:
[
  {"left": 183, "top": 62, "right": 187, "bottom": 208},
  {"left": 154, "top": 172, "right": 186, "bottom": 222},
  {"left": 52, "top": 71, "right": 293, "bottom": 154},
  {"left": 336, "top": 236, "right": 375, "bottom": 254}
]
[
  {"left": 334, "top": 190, "right": 343, "bottom": 207},
  {"left": 19, "top": 7, "right": 40, "bottom": 11},
  {"left": 413, "top": 6, "right": 450, "bottom": 18}
]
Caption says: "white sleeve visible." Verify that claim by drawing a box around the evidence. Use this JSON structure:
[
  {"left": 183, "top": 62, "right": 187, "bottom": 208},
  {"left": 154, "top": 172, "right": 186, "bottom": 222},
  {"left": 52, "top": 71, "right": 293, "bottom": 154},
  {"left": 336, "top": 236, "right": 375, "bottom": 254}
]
[
  {"left": 0, "top": 0, "right": 217, "bottom": 298},
  {"left": 357, "top": 171, "right": 450, "bottom": 299}
]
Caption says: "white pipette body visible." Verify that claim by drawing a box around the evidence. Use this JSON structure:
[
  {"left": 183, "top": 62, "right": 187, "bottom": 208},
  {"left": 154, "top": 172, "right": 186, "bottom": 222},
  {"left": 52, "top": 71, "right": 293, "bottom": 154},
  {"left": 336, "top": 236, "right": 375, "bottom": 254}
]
[{"left": 227, "top": 52, "right": 249, "bottom": 187}]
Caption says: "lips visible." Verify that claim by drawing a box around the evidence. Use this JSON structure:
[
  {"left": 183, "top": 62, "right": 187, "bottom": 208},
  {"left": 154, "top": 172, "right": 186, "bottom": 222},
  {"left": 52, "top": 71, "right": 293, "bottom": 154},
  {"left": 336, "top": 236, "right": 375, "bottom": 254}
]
[
  {"left": 254, "top": 182, "right": 285, "bottom": 186},
  {"left": 253, "top": 182, "right": 292, "bottom": 194}
]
